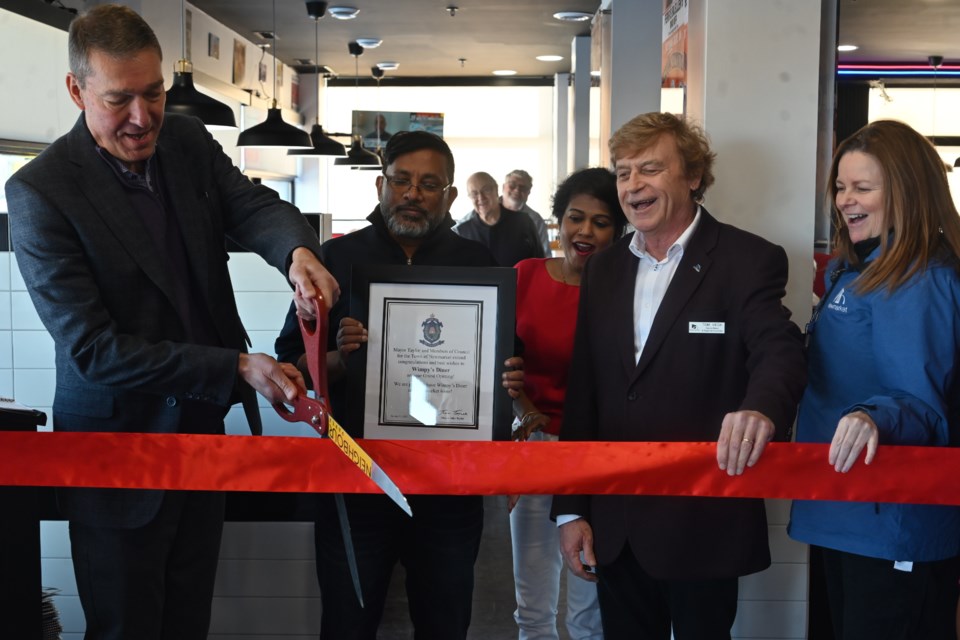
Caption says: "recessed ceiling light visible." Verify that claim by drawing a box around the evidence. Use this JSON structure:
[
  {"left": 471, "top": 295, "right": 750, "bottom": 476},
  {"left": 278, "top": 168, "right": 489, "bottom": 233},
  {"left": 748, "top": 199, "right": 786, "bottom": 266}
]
[
  {"left": 553, "top": 11, "right": 592, "bottom": 22},
  {"left": 328, "top": 5, "right": 359, "bottom": 20},
  {"left": 492, "top": 69, "right": 517, "bottom": 76},
  {"left": 377, "top": 61, "right": 399, "bottom": 70},
  {"left": 837, "top": 44, "right": 859, "bottom": 52},
  {"left": 356, "top": 38, "right": 382, "bottom": 48},
  {"left": 536, "top": 55, "right": 564, "bottom": 62}
]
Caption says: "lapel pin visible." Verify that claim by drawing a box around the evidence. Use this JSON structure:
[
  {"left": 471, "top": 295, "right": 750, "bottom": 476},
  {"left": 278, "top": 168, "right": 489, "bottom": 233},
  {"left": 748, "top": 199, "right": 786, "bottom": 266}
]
[{"left": 693, "top": 264, "right": 701, "bottom": 272}]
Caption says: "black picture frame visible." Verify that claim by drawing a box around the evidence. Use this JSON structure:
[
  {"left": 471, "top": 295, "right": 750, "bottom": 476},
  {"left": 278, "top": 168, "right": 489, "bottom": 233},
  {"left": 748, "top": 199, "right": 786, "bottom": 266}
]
[{"left": 349, "top": 264, "right": 516, "bottom": 441}]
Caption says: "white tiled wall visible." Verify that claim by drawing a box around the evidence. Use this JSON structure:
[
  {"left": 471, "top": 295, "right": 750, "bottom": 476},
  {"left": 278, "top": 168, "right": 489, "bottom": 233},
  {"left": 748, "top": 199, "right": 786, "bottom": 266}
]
[{"left": 733, "top": 500, "right": 809, "bottom": 640}]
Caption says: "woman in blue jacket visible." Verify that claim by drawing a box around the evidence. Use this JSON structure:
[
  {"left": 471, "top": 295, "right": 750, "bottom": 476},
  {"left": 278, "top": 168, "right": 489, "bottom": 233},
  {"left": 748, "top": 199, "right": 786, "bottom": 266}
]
[{"left": 788, "top": 119, "right": 960, "bottom": 639}]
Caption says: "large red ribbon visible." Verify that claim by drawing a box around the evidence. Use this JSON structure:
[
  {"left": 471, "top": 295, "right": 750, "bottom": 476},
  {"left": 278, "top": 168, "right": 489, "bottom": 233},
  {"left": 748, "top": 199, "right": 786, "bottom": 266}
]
[{"left": 0, "top": 431, "right": 956, "bottom": 505}]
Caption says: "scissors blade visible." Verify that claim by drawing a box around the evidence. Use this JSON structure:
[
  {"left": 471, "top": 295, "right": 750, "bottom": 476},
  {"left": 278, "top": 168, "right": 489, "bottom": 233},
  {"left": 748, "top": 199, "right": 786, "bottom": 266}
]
[
  {"left": 328, "top": 415, "right": 413, "bottom": 517},
  {"left": 334, "top": 493, "right": 364, "bottom": 608}
]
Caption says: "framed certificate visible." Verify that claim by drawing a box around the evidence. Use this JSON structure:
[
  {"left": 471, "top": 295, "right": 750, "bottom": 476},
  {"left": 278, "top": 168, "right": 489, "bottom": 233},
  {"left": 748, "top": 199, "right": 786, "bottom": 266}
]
[{"left": 350, "top": 265, "right": 516, "bottom": 441}]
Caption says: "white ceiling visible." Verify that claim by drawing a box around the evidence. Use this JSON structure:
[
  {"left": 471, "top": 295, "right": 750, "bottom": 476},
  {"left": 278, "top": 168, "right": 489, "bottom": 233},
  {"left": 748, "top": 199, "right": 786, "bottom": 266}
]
[
  {"left": 183, "top": 0, "right": 960, "bottom": 81},
  {"left": 188, "top": 0, "right": 602, "bottom": 79},
  {"left": 10, "top": 0, "right": 960, "bottom": 81}
]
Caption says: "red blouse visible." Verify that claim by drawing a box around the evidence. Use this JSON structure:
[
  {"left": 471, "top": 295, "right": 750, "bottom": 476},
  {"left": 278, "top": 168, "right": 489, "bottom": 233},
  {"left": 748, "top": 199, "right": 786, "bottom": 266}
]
[{"left": 514, "top": 258, "right": 580, "bottom": 435}]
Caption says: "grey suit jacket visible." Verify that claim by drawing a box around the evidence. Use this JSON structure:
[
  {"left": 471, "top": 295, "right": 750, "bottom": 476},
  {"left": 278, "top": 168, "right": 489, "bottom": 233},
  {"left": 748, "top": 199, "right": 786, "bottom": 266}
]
[
  {"left": 5, "top": 113, "right": 322, "bottom": 527},
  {"left": 552, "top": 210, "right": 806, "bottom": 581}
]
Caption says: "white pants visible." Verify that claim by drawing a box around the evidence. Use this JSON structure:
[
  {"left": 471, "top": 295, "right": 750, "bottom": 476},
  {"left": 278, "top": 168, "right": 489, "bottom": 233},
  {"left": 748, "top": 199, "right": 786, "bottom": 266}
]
[{"left": 509, "top": 431, "right": 603, "bottom": 640}]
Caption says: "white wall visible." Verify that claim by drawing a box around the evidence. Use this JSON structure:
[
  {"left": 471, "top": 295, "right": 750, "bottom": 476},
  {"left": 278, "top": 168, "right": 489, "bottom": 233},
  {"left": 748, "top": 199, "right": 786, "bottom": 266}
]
[
  {"left": 867, "top": 86, "right": 960, "bottom": 210},
  {"left": 319, "top": 84, "right": 558, "bottom": 222},
  {"left": 0, "top": 10, "right": 78, "bottom": 142}
]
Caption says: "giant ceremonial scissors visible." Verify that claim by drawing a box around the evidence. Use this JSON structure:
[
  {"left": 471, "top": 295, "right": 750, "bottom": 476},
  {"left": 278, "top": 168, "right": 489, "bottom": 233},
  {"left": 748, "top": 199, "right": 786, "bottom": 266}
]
[{"left": 274, "top": 296, "right": 412, "bottom": 606}]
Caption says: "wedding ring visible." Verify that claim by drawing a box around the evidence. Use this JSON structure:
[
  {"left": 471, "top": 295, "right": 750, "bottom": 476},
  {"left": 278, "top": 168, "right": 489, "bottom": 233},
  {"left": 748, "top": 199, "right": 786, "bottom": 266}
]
[{"left": 741, "top": 438, "right": 753, "bottom": 444}]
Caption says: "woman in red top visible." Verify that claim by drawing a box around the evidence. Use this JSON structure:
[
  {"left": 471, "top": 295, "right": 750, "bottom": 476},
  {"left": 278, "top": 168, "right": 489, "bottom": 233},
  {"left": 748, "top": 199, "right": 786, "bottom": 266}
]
[{"left": 510, "top": 168, "right": 626, "bottom": 639}]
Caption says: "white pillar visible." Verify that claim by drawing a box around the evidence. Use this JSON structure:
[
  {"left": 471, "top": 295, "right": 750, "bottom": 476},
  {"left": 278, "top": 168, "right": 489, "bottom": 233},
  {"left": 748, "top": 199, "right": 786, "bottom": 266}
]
[
  {"left": 606, "top": 0, "right": 663, "bottom": 134},
  {"left": 569, "top": 36, "right": 591, "bottom": 172},
  {"left": 684, "top": 4, "right": 823, "bottom": 637},
  {"left": 686, "top": 0, "right": 821, "bottom": 326},
  {"left": 554, "top": 72, "right": 571, "bottom": 185}
]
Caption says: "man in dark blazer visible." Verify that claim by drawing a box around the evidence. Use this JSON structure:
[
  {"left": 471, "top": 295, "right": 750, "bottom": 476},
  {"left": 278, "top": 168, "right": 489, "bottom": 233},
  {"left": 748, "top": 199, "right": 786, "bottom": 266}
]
[
  {"left": 4, "top": 5, "right": 338, "bottom": 639},
  {"left": 553, "top": 112, "right": 806, "bottom": 639}
]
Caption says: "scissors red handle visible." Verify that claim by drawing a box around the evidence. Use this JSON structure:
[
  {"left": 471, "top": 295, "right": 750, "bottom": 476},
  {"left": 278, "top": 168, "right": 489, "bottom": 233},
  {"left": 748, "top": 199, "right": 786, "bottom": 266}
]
[{"left": 274, "top": 296, "right": 330, "bottom": 435}]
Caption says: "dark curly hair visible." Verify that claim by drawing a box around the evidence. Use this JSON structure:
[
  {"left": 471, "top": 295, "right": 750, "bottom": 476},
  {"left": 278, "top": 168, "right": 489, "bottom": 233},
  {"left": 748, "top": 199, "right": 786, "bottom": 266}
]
[{"left": 551, "top": 168, "right": 627, "bottom": 237}]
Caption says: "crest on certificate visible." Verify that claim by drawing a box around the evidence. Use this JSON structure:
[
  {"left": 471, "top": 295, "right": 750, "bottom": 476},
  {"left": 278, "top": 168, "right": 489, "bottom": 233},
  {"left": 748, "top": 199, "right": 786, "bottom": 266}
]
[{"left": 419, "top": 314, "right": 445, "bottom": 347}]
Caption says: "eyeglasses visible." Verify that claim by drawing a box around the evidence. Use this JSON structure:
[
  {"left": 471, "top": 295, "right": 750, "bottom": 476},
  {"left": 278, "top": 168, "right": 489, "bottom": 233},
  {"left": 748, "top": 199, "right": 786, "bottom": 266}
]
[
  {"left": 384, "top": 175, "right": 451, "bottom": 195},
  {"left": 467, "top": 185, "right": 496, "bottom": 199}
]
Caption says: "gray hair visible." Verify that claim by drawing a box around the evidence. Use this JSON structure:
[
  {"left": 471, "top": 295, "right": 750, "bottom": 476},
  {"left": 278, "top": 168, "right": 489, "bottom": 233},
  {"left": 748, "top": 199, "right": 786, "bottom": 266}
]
[
  {"left": 505, "top": 169, "right": 533, "bottom": 185},
  {"left": 68, "top": 4, "right": 162, "bottom": 88}
]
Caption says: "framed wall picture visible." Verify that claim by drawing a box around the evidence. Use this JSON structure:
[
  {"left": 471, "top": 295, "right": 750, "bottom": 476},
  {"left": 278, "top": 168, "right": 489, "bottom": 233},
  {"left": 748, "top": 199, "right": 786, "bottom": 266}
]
[
  {"left": 347, "top": 265, "right": 516, "bottom": 441},
  {"left": 232, "top": 39, "right": 246, "bottom": 85},
  {"left": 207, "top": 33, "right": 220, "bottom": 60}
]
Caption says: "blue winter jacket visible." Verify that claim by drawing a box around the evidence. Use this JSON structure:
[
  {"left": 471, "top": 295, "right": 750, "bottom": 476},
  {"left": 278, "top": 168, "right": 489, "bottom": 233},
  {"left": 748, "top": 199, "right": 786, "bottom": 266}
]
[{"left": 788, "top": 245, "right": 960, "bottom": 562}]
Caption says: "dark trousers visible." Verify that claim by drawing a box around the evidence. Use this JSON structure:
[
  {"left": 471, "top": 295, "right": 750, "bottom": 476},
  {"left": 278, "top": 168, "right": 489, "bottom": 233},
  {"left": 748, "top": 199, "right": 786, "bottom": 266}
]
[
  {"left": 314, "top": 493, "right": 483, "bottom": 640},
  {"left": 69, "top": 490, "right": 225, "bottom": 640},
  {"left": 820, "top": 546, "right": 960, "bottom": 640},
  {"left": 596, "top": 543, "right": 739, "bottom": 640}
]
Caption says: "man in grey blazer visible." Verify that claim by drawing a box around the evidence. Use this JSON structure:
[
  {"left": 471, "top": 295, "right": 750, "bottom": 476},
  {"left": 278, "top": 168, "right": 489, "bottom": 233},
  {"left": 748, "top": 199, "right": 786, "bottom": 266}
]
[
  {"left": 4, "top": 5, "right": 338, "bottom": 639},
  {"left": 553, "top": 113, "right": 806, "bottom": 639}
]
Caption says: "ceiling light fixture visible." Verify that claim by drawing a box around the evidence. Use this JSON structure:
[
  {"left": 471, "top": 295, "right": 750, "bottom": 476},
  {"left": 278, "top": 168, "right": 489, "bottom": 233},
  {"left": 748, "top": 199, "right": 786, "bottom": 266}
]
[
  {"left": 328, "top": 5, "right": 359, "bottom": 19},
  {"left": 289, "top": 3, "right": 347, "bottom": 157},
  {"left": 536, "top": 55, "right": 564, "bottom": 62},
  {"left": 165, "top": 0, "right": 237, "bottom": 129},
  {"left": 492, "top": 69, "right": 517, "bottom": 76},
  {"left": 356, "top": 38, "right": 382, "bottom": 49},
  {"left": 334, "top": 42, "right": 381, "bottom": 168},
  {"left": 553, "top": 11, "right": 592, "bottom": 22},
  {"left": 836, "top": 44, "right": 858, "bottom": 52},
  {"left": 376, "top": 61, "right": 399, "bottom": 71},
  {"left": 237, "top": 0, "right": 312, "bottom": 148}
]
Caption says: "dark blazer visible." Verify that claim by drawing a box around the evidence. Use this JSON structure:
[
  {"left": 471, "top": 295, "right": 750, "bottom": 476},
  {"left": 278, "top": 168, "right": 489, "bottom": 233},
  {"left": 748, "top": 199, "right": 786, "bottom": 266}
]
[
  {"left": 552, "top": 209, "right": 806, "bottom": 581},
  {"left": 5, "top": 114, "right": 322, "bottom": 528}
]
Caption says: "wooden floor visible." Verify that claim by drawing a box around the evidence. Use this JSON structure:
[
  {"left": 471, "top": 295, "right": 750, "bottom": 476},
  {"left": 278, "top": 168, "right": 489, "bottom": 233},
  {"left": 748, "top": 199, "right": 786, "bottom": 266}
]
[{"left": 377, "top": 495, "right": 572, "bottom": 640}]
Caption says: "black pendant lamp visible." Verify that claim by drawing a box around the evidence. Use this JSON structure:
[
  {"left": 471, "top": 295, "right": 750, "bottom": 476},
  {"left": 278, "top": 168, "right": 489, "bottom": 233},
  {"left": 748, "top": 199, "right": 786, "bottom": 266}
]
[
  {"left": 334, "top": 135, "right": 382, "bottom": 167},
  {"left": 289, "top": 123, "right": 348, "bottom": 156},
  {"left": 289, "top": 7, "right": 347, "bottom": 157},
  {"left": 165, "top": 0, "right": 236, "bottom": 129},
  {"left": 237, "top": 0, "right": 312, "bottom": 148},
  {"left": 333, "top": 42, "right": 382, "bottom": 167}
]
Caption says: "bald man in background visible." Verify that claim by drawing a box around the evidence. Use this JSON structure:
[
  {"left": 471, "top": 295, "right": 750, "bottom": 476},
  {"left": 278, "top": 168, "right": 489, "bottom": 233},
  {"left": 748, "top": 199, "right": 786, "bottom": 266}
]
[{"left": 454, "top": 171, "right": 544, "bottom": 266}]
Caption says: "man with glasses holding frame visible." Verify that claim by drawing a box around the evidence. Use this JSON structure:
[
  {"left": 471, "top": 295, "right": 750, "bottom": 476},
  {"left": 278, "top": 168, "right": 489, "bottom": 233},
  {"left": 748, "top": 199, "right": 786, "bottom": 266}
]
[{"left": 275, "top": 131, "right": 503, "bottom": 639}]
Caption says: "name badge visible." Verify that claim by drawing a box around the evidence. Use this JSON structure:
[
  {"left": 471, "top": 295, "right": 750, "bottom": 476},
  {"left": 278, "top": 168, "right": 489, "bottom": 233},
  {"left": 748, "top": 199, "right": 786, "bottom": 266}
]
[{"left": 689, "top": 321, "right": 724, "bottom": 334}]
